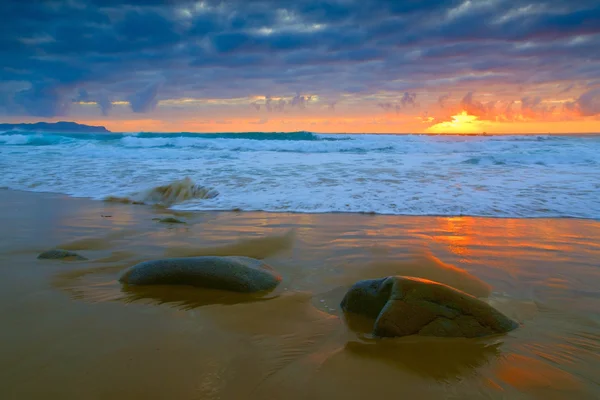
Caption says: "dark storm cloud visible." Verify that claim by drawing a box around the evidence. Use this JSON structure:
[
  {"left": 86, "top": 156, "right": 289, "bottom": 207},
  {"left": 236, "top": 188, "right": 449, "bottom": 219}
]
[
  {"left": 1, "top": 0, "right": 600, "bottom": 117},
  {"left": 74, "top": 88, "right": 113, "bottom": 116},
  {"left": 13, "top": 83, "right": 70, "bottom": 117},
  {"left": 128, "top": 83, "right": 160, "bottom": 113},
  {"left": 96, "top": 93, "right": 113, "bottom": 116}
]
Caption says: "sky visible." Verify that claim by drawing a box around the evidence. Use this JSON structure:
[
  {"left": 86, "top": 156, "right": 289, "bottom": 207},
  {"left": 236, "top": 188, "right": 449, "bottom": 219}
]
[{"left": 1, "top": 0, "right": 600, "bottom": 133}]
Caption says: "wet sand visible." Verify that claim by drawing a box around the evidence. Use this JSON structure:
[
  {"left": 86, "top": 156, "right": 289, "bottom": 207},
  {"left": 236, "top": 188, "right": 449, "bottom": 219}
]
[{"left": 0, "top": 189, "right": 599, "bottom": 399}]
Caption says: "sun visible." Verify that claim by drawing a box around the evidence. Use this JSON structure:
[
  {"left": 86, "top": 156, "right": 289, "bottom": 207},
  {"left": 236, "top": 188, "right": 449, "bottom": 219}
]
[{"left": 427, "top": 111, "right": 487, "bottom": 134}]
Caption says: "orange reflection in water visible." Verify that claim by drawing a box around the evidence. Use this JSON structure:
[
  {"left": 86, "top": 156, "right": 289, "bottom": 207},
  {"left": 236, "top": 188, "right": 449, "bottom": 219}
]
[
  {"left": 431, "top": 216, "right": 588, "bottom": 261},
  {"left": 494, "top": 354, "right": 582, "bottom": 395}
]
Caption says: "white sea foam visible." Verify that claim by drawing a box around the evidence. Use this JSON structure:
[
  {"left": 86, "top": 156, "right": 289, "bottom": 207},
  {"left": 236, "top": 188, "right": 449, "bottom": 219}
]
[
  {"left": 0, "top": 134, "right": 31, "bottom": 145},
  {"left": 1, "top": 131, "right": 599, "bottom": 219}
]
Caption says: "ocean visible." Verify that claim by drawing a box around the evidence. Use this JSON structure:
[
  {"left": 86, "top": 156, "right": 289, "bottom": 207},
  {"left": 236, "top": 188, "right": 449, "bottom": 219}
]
[{"left": 1, "top": 130, "right": 599, "bottom": 219}]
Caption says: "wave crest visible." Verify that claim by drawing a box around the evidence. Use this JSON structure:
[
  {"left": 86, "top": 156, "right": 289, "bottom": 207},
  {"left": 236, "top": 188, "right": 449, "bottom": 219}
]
[{"left": 0, "top": 133, "right": 74, "bottom": 146}]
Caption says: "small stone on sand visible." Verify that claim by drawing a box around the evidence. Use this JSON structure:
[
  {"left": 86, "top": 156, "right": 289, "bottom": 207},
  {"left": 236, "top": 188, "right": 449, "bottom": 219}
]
[{"left": 38, "top": 249, "right": 88, "bottom": 261}]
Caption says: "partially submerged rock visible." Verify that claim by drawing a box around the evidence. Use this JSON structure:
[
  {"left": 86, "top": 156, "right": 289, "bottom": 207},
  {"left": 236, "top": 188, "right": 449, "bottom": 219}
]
[
  {"left": 341, "top": 276, "right": 518, "bottom": 338},
  {"left": 104, "top": 177, "right": 218, "bottom": 207},
  {"left": 119, "top": 256, "right": 281, "bottom": 293},
  {"left": 38, "top": 249, "right": 87, "bottom": 261},
  {"left": 154, "top": 217, "right": 185, "bottom": 224}
]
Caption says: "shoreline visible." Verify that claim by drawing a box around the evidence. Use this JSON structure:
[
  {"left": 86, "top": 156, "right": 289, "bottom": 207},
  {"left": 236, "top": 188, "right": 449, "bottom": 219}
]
[
  {"left": 3, "top": 187, "right": 599, "bottom": 222},
  {"left": 1, "top": 189, "right": 599, "bottom": 399}
]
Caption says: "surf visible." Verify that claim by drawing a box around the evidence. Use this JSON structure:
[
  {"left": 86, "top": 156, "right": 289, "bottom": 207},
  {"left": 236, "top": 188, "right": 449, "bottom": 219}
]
[{"left": 104, "top": 177, "right": 218, "bottom": 207}]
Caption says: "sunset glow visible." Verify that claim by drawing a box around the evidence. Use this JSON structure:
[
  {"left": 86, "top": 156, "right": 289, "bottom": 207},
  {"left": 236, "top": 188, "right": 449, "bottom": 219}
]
[
  {"left": 427, "top": 112, "right": 487, "bottom": 134},
  {"left": 1, "top": 1, "right": 599, "bottom": 134}
]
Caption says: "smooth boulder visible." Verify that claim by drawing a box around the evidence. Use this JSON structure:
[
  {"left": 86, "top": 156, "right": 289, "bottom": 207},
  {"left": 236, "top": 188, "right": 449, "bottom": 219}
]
[
  {"left": 119, "top": 256, "right": 281, "bottom": 293},
  {"left": 38, "top": 249, "right": 87, "bottom": 261},
  {"left": 341, "top": 276, "right": 518, "bottom": 338}
]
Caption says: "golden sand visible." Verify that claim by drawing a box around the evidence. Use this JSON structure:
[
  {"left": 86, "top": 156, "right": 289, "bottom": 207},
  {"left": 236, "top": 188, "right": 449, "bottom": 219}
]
[{"left": 0, "top": 189, "right": 598, "bottom": 399}]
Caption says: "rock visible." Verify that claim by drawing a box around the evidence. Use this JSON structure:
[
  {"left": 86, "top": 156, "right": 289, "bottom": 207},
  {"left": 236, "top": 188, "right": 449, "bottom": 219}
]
[
  {"left": 156, "top": 217, "right": 185, "bottom": 224},
  {"left": 38, "top": 249, "right": 87, "bottom": 261},
  {"left": 119, "top": 256, "right": 282, "bottom": 293},
  {"left": 340, "top": 276, "right": 518, "bottom": 338}
]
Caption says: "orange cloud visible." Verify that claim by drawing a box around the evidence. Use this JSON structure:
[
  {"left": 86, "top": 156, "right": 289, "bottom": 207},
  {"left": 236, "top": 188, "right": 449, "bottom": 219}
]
[{"left": 424, "top": 90, "right": 596, "bottom": 133}]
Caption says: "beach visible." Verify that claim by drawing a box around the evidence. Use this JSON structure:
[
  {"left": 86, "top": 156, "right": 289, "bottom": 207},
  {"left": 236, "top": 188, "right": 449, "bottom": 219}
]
[
  {"left": 0, "top": 189, "right": 599, "bottom": 399},
  {"left": 5, "top": 0, "right": 600, "bottom": 397}
]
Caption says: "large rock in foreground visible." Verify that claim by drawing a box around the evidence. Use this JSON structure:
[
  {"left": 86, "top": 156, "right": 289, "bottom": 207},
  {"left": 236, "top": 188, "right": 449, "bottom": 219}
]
[
  {"left": 119, "top": 256, "right": 281, "bottom": 293},
  {"left": 341, "top": 276, "right": 518, "bottom": 338}
]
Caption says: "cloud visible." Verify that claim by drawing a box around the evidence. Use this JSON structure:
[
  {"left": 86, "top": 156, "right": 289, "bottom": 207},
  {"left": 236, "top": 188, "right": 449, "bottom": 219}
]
[
  {"left": 521, "top": 96, "right": 542, "bottom": 111},
  {"left": 73, "top": 88, "right": 112, "bottom": 115},
  {"left": 96, "top": 92, "right": 113, "bottom": 116},
  {"left": 290, "top": 93, "right": 312, "bottom": 109},
  {"left": 1, "top": 0, "right": 599, "bottom": 119},
  {"left": 252, "top": 93, "right": 314, "bottom": 113},
  {"left": 460, "top": 92, "right": 497, "bottom": 118},
  {"left": 559, "top": 83, "right": 575, "bottom": 94},
  {"left": 433, "top": 91, "right": 580, "bottom": 122},
  {"left": 265, "top": 96, "right": 286, "bottom": 112},
  {"left": 128, "top": 83, "right": 160, "bottom": 113},
  {"left": 577, "top": 88, "right": 600, "bottom": 116},
  {"left": 13, "top": 83, "right": 69, "bottom": 117},
  {"left": 377, "top": 102, "right": 402, "bottom": 113},
  {"left": 438, "top": 94, "right": 450, "bottom": 108},
  {"left": 566, "top": 88, "right": 600, "bottom": 116},
  {"left": 401, "top": 92, "right": 417, "bottom": 107},
  {"left": 378, "top": 92, "right": 418, "bottom": 113},
  {"left": 74, "top": 89, "right": 90, "bottom": 102},
  {"left": 521, "top": 95, "right": 556, "bottom": 117}
]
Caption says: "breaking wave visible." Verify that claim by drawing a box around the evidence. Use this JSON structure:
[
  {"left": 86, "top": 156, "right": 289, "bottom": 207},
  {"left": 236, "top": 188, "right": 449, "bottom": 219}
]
[
  {"left": 0, "top": 133, "right": 76, "bottom": 146},
  {"left": 104, "top": 177, "right": 218, "bottom": 207}
]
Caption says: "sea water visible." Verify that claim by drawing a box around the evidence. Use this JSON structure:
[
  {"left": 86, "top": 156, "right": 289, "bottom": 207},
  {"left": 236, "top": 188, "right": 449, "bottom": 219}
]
[{"left": 1, "top": 130, "right": 599, "bottom": 219}]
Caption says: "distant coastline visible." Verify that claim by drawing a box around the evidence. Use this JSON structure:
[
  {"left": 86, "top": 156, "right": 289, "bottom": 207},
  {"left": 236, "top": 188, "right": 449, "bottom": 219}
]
[
  {"left": 0, "top": 121, "right": 110, "bottom": 133},
  {"left": 1, "top": 122, "right": 598, "bottom": 135}
]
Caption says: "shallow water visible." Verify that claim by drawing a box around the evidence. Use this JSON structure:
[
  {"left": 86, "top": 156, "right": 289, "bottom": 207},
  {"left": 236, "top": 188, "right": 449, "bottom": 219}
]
[{"left": 0, "top": 190, "right": 599, "bottom": 399}]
